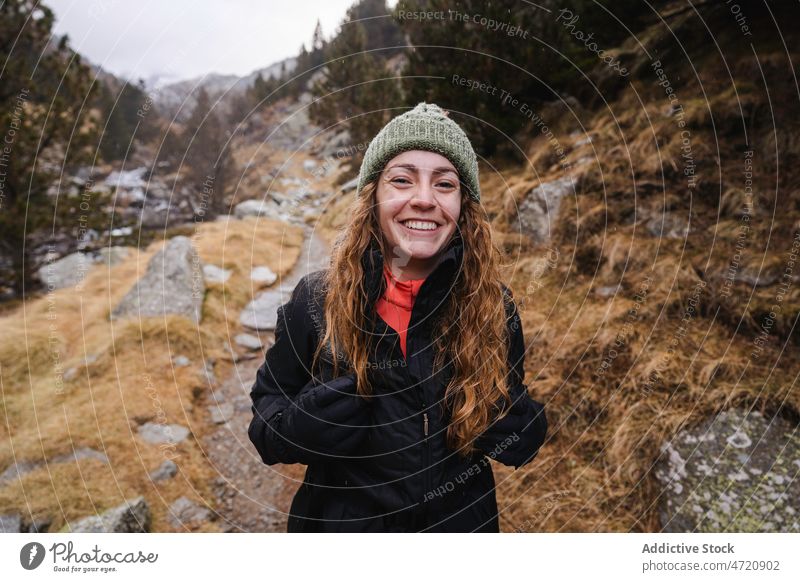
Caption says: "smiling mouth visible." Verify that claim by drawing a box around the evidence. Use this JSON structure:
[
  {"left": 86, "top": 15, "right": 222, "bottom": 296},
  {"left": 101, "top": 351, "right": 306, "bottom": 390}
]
[{"left": 398, "top": 219, "right": 442, "bottom": 232}]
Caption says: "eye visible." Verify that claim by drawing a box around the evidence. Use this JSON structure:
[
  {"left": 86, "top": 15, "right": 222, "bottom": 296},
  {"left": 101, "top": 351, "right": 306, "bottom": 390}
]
[
  {"left": 391, "top": 177, "right": 411, "bottom": 185},
  {"left": 437, "top": 181, "right": 456, "bottom": 189}
]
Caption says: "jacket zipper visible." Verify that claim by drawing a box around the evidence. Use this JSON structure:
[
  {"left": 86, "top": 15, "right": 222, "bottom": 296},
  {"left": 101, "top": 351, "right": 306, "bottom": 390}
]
[
  {"left": 378, "top": 303, "right": 433, "bottom": 516},
  {"left": 413, "top": 337, "right": 433, "bottom": 510}
]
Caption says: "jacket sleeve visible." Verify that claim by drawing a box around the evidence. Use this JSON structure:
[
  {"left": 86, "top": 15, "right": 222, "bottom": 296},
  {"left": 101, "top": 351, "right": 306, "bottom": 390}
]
[
  {"left": 474, "top": 286, "right": 548, "bottom": 469},
  {"left": 247, "top": 274, "right": 335, "bottom": 466}
]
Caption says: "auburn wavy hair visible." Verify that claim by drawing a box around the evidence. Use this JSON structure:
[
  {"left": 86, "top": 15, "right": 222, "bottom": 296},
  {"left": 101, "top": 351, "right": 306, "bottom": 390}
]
[{"left": 311, "top": 179, "right": 515, "bottom": 458}]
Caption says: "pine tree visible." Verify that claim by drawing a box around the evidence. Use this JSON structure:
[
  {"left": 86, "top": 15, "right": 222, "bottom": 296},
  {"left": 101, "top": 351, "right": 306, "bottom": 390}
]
[
  {"left": 0, "top": 0, "right": 98, "bottom": 295},
  {"left": 182, "top": 88, "right": 234, "bottom": 218},
  {"left": 309, "top": 18, "right": 402, "bottom": 155}
]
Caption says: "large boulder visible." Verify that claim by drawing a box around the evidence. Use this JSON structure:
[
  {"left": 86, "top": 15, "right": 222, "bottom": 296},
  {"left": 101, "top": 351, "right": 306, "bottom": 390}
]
[
  {"left": 655, "top": 408, "right": 800, "bottom": 532},
  {"left": 65, "top": 496, "right": 151, "bottom": 532},
  {"left": 111, "top": 236, "right": 204, "bottom": 323},
  {"left": 37, "top": 252, "right": 95, "bottom": 290},
  {"left": 37, "top": 247, "right": 134, "bottom": 291},
  {"left": 515, "top": 176, "right": 576, "bottom": 244}
]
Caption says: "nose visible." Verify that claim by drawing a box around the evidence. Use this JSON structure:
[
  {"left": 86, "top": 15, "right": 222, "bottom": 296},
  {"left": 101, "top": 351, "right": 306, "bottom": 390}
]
[{"left": 409, "top": 179, "right": 436, "bottom": 209}]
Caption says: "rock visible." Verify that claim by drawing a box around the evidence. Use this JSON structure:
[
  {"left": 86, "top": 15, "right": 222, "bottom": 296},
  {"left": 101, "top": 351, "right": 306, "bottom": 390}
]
[
  {"left": 516, "top": 176, "right": 576, "bottom": 244},
  {"left": 0, "top": 513, "right": 22, "bottom": 533},
  {"left": 110, "top": 236, "right": 204, "bottom": 324},
  {"left": 66, "top": 496, "right": 151, "bottom": 532},
  {"left": 172, "top": 355, "right": 191, "bottom": 367},
  {"left": 339, "top": 176, "right": 359, "bottom": 192},
  {"left": 645, "top": 211, "right": 690, "bottom": 239},
  {"left": 655, "top": 408, "right": 800, "bottom": 532},
  {"left": 203, "top": 361, "right": 217, "bottom": 386},
  {"left": 234, "top": 333, "right": 262, "bottom": 351},
  {"left": 109, "top": 226, "right": 133, "bottom": 237},
  {"left": 0, "top": 447, "right": 108, "bottom": 487},
  {"left": 239, "top": 284, "right": 294, "bottom": 331},
  {"left": 51, "top": 446, "right": 109, "bottom": 465},
  {"left": 209, "top": 402, "right": 234, "bottom": 424},
  {"left": 104, "top": 167, "right": 148, "bottom": 201},
  {"left": 37, "top": 252, "right": 95, "bottom": 290},
  {"left": 27, "top": 516, "right": 52, "bottom": 533},
  {"left": 97, "top": 246, "right": 132, "bottom": 266},
  {"left": 149, "top": 459, "right": 178, "bottom": 482},
  {"left": 137, "top": 422, "right": 190, "bottom": 445},
  {"left": 0, "top": 460, "right": 43, "bottom": 486},
  {"left": 594, "top": 285, "right": 620, "bottom": 298},
  {"left": 203, "top": 264, "right": 232, "bottom": 284},
  {"left": 313, "top": 129, "right": 353, "bottom": 159},
  {"left": 234, "top": 199, "right": 274, "bottom": 218},
  {"left": 168, "top": 496, "right": 212, "bottom": 529},
  {"left": 250, "top": 266, "right": 277, "bottom": 286}
]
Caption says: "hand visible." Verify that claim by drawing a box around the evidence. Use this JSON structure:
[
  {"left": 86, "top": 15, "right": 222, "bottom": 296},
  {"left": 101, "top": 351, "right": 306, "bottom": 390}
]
[{"left": 279, "top": 373, "right": 372, "bottom": 458}]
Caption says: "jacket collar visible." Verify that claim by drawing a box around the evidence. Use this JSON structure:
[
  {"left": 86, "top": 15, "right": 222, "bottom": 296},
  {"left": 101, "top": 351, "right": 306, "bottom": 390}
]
[{"left": 363, "top": 233, "right": 464, "bottom": 322}]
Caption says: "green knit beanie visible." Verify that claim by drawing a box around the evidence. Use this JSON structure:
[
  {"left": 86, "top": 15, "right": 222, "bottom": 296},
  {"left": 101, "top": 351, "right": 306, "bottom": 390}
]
[{"left": 356, "top": 102, "right": 481, "bottom": 203}]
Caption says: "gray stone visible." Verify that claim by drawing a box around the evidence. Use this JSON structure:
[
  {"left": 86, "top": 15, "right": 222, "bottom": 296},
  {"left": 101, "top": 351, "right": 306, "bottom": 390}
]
[
  {"left": 203, "top": 264, "right": 232, "bottom": 284},
  {"left": 66, "top": 496, "right": 151, "bottom": 532},
  {"left": 209, "top": 402, "right": 234, "bottom": 424},
  {"left": 168, "top": 496, "right": 212, "bottom": 528},
  {"left": 339, "top": 176, "right": 359, "bottom": 192},
  {"left": 239, "top": 284, "right": 295, "bottom": 331},
  {"left": 0, "top": 513, "right": 22, "bottom": 533},
  {"left": 234, "top": 333, "right": 262, "bottom": 351},
  {"left": 137, "top": 422, "right": 190, "bottom": 445},
  {"left": 149, "top": 459, "right": 178, "bottom": 482},
  {"left": 594, "top": 285, "right": 620, "bottom": 298},
  {"left": 655, "top": 409, "right": 800, "bottom": 532},
  {"left": 0, "top": 447, "right": 108, "bottom": 487},
  {"left": 250, "top": 266, "right": 277, "bottom": 286},
  {"left": 27, "top": 516, "right": 52, "bottom": 533},
  {"left": 37, "top": 252, "right": 95, "bottom": 290},
  {"left": 172, "top": 355, "right": 191, "bottom": 367},
  {"left": 51, "top": 446, "right": 109, "bottom": 465},
  {"left": 516, "top": 176, "right": 576, "bottom": 244},
  {"left": 0, "top": 460, "right": 43, "bottom": 486},
  {"left": 110, "top": 236, "right": 204, "bottom": 324},
  {"left": 234, "top": 199, "right": 275, "bottom": 218},
  {"left": 97, "top": 246, "right": 132, "bottom": 266}
]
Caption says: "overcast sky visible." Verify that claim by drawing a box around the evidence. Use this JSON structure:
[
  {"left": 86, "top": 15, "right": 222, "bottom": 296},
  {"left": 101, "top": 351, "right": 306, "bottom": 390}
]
[{"left": 47, "top": 0, "right": 372, "bottom": 85}]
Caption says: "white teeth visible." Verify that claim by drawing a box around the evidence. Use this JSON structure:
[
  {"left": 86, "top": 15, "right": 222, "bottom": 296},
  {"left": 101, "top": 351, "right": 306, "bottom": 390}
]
[{"left": 402, "top": 220, "right": 439, "bottom": 231}]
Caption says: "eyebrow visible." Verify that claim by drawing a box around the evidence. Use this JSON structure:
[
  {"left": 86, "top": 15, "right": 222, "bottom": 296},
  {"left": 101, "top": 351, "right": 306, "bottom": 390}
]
[{"left": 385, "top": 163, "right": 459, "bottom": 176}]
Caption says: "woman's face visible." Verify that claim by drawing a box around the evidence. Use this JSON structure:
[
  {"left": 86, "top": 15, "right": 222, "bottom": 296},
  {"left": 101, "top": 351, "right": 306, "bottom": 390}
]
[{"left": 375, "top": 150, "right": 462, "bottom": 280}]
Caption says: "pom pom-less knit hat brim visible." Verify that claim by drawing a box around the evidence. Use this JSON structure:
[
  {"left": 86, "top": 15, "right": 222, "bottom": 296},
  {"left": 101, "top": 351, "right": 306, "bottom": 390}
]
[{"left": 356, "top": 103, "right": 481, "bottom": 203}]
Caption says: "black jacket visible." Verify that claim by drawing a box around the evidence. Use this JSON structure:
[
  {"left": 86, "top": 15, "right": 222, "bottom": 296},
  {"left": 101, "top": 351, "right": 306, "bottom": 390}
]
[{"left": 248, "top": 234, "right": 548, "bottom": 532}]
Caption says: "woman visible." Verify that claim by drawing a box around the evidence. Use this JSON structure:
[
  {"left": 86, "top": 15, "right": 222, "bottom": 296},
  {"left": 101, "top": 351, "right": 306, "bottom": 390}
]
[{"left": 248, "top": 102, "right": 548, "bottom": 532}]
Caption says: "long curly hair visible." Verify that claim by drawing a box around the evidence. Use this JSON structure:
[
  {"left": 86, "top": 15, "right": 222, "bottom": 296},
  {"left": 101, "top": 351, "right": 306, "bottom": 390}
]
[{"left": 312, "top": 179, "right": 515, "bottom": 458}]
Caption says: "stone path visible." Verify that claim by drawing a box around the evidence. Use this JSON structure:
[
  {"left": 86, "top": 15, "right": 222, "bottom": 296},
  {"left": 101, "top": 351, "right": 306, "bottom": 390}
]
[{"left": 204, "top": 226, "right": 331, "bottom": 532}]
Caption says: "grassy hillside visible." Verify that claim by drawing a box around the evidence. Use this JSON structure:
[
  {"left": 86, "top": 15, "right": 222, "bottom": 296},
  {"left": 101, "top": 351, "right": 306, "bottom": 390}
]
[{"left": 0, "top": 217, "right": 303, "bottom": 532}]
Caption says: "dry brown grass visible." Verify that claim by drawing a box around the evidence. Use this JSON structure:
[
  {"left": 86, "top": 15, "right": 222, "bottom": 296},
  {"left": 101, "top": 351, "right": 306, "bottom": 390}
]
[
  {"left": 0, "top": 216, "right": 303, "bottom": 532},
  {"left": 483, "top": 47, "right": 800, "bottom": 532}
]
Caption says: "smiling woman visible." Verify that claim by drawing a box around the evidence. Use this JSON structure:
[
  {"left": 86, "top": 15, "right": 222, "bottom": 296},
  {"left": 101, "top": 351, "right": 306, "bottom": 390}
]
[
  {"left": 248, "top": 102, "right": 548, "bottom": 532},
  {"left": 376, "top": 150, "right": 462, "bottom": 280}
]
